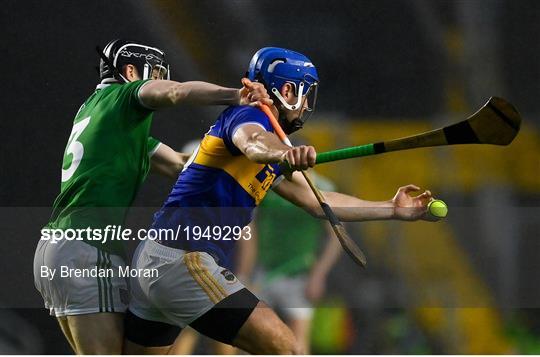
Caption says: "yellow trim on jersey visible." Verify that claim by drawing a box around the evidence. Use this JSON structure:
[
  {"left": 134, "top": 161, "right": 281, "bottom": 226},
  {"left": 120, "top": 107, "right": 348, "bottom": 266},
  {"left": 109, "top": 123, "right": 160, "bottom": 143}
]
[
  {"left": 184, "top": 253, "right": 222, "bottom": 303},
  {"left": 193, "top": 135, "right": 276, "bottom": 204}
]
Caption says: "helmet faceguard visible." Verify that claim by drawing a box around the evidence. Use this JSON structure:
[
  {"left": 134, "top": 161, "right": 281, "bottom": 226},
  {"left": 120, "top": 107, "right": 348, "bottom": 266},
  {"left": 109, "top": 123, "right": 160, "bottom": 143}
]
[
  {"left": 97, "top": 39, "right": 170, "bottom": 82},
  {"left": 247, "top": 47, "right": 319, "bottom": 134}
]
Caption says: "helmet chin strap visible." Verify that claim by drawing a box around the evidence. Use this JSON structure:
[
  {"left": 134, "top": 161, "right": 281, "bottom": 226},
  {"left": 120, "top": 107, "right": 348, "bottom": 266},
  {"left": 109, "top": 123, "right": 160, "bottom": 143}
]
[
  {"left": 271, "top": 82, "right": 305, "bottom": 110},
  {"left": 273, "top": 82, "right": 310, "bottom": 135}
]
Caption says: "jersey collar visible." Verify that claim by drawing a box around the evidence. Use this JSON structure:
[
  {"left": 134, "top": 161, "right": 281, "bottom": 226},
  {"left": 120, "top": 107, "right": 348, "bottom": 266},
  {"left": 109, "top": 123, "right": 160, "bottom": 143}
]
[{"left": 96, "top": 78, "right": 120, "bottom": 90}]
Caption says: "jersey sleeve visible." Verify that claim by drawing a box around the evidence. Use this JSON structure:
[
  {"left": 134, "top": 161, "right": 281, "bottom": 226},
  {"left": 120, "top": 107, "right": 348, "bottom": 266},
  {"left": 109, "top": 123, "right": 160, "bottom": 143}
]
[
  {"left": 222, "top": 106, "right": 273, "bottom": 155},
  {"left": 147, "top": 136, "right": 162, "bottom": 157},
  {"left": 120, "top": 79, "right": 155, "bottom": 113}
]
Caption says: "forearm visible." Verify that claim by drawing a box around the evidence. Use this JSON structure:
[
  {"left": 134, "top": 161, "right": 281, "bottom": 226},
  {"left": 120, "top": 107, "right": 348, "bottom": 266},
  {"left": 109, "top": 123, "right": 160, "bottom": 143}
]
[
  {"left": 275, "top": 174, "right": 395, "bottom": 222},
  {"left": 170, "top": 81, "right": 240, "bottom": 106},
  {"left": 313, "top": 191, "right": 395, "bottom": 222},
  {"left": 150, "top": 153, "right": 186, "bottom": 179},
  {"left": 277, "top": 175, "right": 431, "bottom": 223},
  {"left": 244, "top": 133, "right": 289, "bottom": 163},
  {"left": 235, "top": 128, "right": 289, "bottom": 164},
  {"left": 140, "top": 80, "right": 240, "bottom": 108},
  {"left": 150, "top": 144, "right": 190, "bottom": 179}
]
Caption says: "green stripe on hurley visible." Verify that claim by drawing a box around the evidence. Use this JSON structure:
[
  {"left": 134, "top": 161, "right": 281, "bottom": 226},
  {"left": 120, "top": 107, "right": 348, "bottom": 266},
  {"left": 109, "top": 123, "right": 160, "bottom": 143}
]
[{"left": 315, "top": 143, "right": 378, "bottom": 164}]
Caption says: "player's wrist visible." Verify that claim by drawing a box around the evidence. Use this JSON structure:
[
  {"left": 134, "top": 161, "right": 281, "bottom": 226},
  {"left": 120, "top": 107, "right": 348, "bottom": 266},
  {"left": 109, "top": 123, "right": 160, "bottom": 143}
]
[
  {"left": 388, "top": 200, "right": 416, "bottom": 221},
  {"left": 235, "top": 88, "right": 243, "bottom": 105},
  {"left": 379, "top": 199, "right": 397, "bottom": 219},
  {"left": 235, "top": 87, "right": 249, "bottom": 105}
]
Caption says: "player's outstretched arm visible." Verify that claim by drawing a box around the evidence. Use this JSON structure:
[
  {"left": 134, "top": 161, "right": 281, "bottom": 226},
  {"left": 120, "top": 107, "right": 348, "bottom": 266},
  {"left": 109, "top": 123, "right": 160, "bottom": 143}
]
[
  {"left": 150, "top": 143, "right": 191, "bottom": 179},
  {"left": 139, "top": 78, "right": 272, "bottom": 109},
  {"left": 273, "top": 172, "right": 433, "bottom": 222}
]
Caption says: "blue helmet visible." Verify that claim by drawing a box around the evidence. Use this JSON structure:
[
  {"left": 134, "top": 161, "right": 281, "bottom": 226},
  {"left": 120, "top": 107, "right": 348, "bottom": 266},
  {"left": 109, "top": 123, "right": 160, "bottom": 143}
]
[{"left": 247, "top": 47, "right": 319, "bottom": 113}]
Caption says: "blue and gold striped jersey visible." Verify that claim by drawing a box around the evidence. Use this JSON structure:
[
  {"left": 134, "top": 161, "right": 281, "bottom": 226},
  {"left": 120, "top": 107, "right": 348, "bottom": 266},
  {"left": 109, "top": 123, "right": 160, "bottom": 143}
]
[{"left": 152, "top": 106, "right": 283, "bottom": 268}]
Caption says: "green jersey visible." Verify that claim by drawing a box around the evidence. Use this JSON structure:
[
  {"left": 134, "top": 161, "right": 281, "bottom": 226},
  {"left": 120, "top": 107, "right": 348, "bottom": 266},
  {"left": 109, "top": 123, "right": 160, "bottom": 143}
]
[
  {"left": 47, "top": 80, "right": 160, "bottom": 256},
  {"left": 256, "top": 174, "right": 335, "bottom": 279}
]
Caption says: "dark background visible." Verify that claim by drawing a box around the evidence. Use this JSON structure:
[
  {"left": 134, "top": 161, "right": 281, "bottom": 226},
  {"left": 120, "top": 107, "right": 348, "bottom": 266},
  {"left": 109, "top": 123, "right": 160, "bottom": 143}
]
[{"left": 1, "top": 0, "right": 539, "bottom": 354}]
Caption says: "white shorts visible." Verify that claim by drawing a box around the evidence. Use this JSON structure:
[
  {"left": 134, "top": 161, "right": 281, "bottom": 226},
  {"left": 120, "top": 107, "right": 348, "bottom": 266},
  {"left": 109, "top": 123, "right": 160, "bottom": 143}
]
[
  {"left": 257, "top": 273, "right": 313, "bottom": 320},
  {"left": 33, "top": 238, "right": 128, "bottom": 317},
  {"left": 129, "top": 239, "right": 246, "bottom": 328}
]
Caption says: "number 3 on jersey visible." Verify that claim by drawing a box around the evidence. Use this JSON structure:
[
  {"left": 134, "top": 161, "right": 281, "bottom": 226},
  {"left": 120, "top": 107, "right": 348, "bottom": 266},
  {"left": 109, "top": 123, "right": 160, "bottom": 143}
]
[{"left": 62, "top": 116, "right": 91, "bottom": 182}]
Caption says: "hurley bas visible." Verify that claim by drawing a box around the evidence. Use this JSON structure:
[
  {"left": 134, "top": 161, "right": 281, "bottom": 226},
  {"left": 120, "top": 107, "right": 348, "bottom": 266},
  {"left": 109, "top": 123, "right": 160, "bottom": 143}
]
[{"left": 40, "top": 265, "right": 158, "bottom": 281}]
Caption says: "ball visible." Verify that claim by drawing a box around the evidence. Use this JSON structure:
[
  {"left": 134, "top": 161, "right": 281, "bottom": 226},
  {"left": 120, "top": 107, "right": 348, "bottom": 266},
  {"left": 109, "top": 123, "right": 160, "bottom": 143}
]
[{"left": 427, "top": 199, "right": 448, "bottom": 218}]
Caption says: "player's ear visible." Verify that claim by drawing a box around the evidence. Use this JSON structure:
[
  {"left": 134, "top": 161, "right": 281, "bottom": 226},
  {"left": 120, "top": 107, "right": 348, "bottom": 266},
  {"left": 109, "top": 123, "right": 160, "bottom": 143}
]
[
  {"left": 123, "top": 64, "right": 138, "bottom": 81},
  {"left": 280, "top": 82, "right": 294, "bottom": 99}
]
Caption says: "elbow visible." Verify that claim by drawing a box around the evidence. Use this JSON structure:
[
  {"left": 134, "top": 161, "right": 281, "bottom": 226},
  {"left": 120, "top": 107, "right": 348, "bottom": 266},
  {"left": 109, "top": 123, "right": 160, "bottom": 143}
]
[
  {"left": 243, "top": 132, "right": 271, "bottom": 164},
  {"left": 172, "top": 163, "right": 183, "bottom": 177},
  {"left": 170, "top": 154, "right": 187, "bottom": 177},
  {"left": 168, "top": 83, "right": 189, "bottom": 105}
]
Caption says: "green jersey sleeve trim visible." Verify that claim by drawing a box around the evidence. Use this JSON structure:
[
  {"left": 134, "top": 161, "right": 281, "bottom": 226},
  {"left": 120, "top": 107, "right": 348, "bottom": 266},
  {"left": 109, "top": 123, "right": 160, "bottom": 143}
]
[
  {"left": 147, "top": 136, "right": 161, "bottom": 157},
  {"left": 136, "top": 80, "right": 158, "bottom": 110}
]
